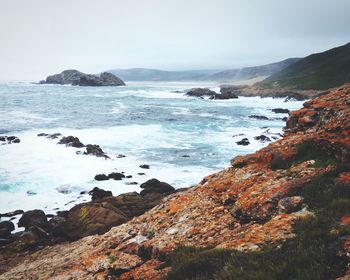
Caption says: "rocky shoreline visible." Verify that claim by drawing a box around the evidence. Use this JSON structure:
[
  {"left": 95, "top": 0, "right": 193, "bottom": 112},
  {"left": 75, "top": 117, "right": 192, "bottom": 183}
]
[{"left": 0, "top": 85, "right": 349, "bottom": 279}]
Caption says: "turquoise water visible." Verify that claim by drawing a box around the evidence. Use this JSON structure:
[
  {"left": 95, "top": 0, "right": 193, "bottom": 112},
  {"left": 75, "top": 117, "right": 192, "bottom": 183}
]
[{"left": 0, "top": 81, "right": 304, "bottom": 215}]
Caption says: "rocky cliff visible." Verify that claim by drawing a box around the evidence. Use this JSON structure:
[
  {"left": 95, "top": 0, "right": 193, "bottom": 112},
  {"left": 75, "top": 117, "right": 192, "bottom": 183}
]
[{"left": 0, "top": 85, "right": 349, "bottom": 279}]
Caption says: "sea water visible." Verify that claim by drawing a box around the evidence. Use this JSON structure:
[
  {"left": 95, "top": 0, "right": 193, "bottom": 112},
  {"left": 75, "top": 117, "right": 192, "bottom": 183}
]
[{"left": 0, "top": 81, "right": 304, "bottom": 220}]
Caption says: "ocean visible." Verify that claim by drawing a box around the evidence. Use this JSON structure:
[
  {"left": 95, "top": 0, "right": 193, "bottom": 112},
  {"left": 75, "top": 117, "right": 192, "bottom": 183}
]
[{"left": 0, "top": 81, "right": 304, "bottom": 223}]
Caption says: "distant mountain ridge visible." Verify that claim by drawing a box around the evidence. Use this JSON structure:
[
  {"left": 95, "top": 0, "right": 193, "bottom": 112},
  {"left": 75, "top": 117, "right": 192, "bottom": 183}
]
[
  {"left": 108, "top": 58, "right": 300, "bottom": 82},
  {"left": 261, "top": 42, "right": 350, "bottom": 90}
]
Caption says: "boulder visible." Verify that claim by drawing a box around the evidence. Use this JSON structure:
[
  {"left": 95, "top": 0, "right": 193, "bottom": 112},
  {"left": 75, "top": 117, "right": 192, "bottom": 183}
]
[
  {"left": 18, "top": 210, "right": 49, "bottom": 232},
  {"left": 139, "top": 164, "right": 150, "bottom": 169},
  {"left": 57, "top": 136, "right": 84, "bottom": 148},
  {"left": 108, "top": 172, "right": 125, "bottom": 180},
  {"left": 84, "top": 144, "right": 109, "bottom": 158},
  {"left": 94, "top": 174, "right": 110, "bottom": 181},
  {"left": 186, "top": 88, "right": 217, "bottom": 98},
  {"left": 139, "top": 179, "right": 175, "bottom": 196},
  {"left": 236, "top": 138, "right": 250, "bottom": 146},
  {"left": 57, "top": 202, "right": 128, "bottom": 240},
  {"left": 89, "top": 187, "right": 113, "bottom": 200},
  {"left": 0, "top": 221, "right": 15, "bottom": 238},
  {"left": 254, "top": 135, "right": 271, "bottom": 142}
]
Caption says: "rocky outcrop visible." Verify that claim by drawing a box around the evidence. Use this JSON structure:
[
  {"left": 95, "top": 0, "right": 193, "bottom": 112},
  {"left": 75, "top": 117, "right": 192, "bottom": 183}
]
[
  {"left": 219, "top": 84, "right": 323, "bottom": 100},
  {"left": 0, "top": 136, "right": 20, "bottom": 145},
  {"left": 185, "top": 88, "right": 238, "bottom": 99},
  {"left": 39, "top": 70, "right": 125, "bottom": 86},
  {"left": 0, "top": 85, "right": 349, "bottom": 279}
]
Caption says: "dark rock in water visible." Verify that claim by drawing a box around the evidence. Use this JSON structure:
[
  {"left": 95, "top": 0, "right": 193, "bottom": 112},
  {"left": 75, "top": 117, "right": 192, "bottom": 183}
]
[
  {"left": 211, "top": 92, "right": 238, "bottom": 100},
  {"left": 116, "top": 154, "right": 126, "bottom": 158},
  {"left": 58, "top": 136, "right": 84, "bottom": 148},
  {"left": 236, "top": 138, "right": 250, "bottom": 146},
  {"left": 126, "top": 175, "right": 132, "bottom": 178},
  {"left": 181, "top": 155, "right": 190, "bottom": 158},
  {"left": 254, "top": 135, "right": 271, "bottom": 142},
  {"left": 249, "top": 115, "right": 269, "bottom": 120},
  {"left": 37, "top": 133, "right": 49, "bottom": 137},
  {"left": 186, "top": 88, "right": 217, "bottom": 98},
  {"left": 139, "top": 178, "right": 175, "bottom": 196},
  {"left": 0, "top": 209, "right": 24, "bottom": 218},
  {"left": 84, "top": 144, "right": 109, "bottom": 159},
  {"left": 38, "top": 133, "right": 62, "bottom": 139},
  {"left": 282, "top": 117, "right": 288, "bottom": 122},
  {"left": 39, "top": 70, "right": 125, "bottom": 87},
  {"left": 0, "top": 135, "right": 20, "bottom": 145},
  {"left": 232, "top": 133, "right": 244, "bottom": 137},
  {"left": 108, "top": 172, "right": 125, "bottom": 180},
  {"left": 94, "top": 174, "right": 109, "bottom": 181},
  {"left": 125, "top": 182, "right": 138, "bottom": 185},
  {"left": 272, "top": 108, "right": 290, "bottom": 114},
  {"left": 18, "top": 210, "right": 49, "bottom": 232},
  {"left": 0, "top": 221, "right": 15, "bottom": 238},
  {"left": 89, "top": 187, "right": 113, "bottom": 200},
  {"left": 139, "top": 164, "right": 150, "bottom": 169},
  {"left": 138, "top": 173, "right": 146, "bottom": 176},
  {"left": 26, "top": 190, "right": 37, "bottom": 196}
]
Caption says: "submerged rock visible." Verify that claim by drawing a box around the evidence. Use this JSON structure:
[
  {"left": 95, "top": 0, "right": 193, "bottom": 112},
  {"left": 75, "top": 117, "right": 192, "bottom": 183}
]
[{"left": 249, "top": 115, "right": 269, "bottom": 120}]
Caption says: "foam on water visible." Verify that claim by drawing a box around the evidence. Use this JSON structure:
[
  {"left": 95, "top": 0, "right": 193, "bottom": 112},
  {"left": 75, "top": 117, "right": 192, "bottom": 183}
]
[{"left": 0, "top": 81, "right": 304, "bottom": 223}]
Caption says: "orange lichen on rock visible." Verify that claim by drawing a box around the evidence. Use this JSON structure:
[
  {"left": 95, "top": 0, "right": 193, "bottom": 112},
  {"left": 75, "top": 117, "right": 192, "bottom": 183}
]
[{"left": 0, "top": 85, "right": 349, "bottom": 279}]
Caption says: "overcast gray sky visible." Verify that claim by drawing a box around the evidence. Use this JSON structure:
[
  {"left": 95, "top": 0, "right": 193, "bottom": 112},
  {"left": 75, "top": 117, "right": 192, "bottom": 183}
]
[{"left": 0, "top": 0, "right": 349, "bottom": 80}]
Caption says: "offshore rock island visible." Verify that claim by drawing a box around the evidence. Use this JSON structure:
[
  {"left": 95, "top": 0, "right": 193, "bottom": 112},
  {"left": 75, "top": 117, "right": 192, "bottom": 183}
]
[
  {"left": 39, "top": 70, "right": 126, "bottom": 86},
  {"left": 1, "top": 85, "right": 349, "bottom": 279}
]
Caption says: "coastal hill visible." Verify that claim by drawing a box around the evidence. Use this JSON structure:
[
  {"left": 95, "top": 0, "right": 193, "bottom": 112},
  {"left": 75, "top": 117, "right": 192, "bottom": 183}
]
[
  {"left": 108, "top": 58, "right": 300, "bottom": 82},
  {"left": 260, "top": 42, "right": 350, "bottom": 90},
  {"left": 1, "top": 85, "right": 349, "bottom": 279},
  {"left": 39, "top": 70, "right": 126, "bottom": 86}
]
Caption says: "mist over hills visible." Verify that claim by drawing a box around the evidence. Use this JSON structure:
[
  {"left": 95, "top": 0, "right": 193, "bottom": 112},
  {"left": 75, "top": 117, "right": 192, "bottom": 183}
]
[{"left": 108, "top": 58, "right": 300, "bottom": 82}]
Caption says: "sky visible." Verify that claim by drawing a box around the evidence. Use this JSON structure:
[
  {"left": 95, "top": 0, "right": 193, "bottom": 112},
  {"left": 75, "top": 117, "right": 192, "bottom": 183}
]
[{"left": 0, "top": 0, "right": 349, "bottom": 80}]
